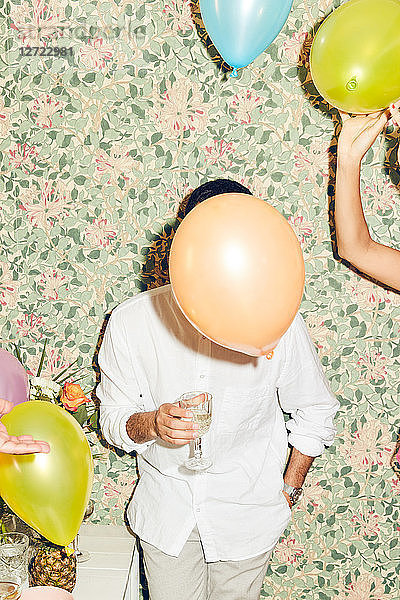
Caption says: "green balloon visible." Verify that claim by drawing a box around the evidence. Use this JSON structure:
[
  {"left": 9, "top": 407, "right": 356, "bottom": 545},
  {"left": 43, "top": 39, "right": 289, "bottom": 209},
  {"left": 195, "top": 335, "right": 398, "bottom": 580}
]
[
  {"left": 310, "top": 0, "right": 400, "bottom": 113},
  {"left": 0, "top": 402, "right": 93, "bottom": 546}
]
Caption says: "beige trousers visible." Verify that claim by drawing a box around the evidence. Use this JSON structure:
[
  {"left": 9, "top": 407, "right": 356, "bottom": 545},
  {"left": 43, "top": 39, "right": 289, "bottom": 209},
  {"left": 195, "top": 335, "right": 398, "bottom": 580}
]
[{"left": 140, "top": 527, "right": 273, "bottom": 600}]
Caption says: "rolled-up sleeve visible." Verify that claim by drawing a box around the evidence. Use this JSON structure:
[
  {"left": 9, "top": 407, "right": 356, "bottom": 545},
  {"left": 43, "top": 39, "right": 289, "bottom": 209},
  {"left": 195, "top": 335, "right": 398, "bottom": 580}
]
[
  {"left": 277, "top": 313, "right": 339, "bottom": 457},
  {"left": 97, "top": 309, "right": 155, "bottom": 454}
]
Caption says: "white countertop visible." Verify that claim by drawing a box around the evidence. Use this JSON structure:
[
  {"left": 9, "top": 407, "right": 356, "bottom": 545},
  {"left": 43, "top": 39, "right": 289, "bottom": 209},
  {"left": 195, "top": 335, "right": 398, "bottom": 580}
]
[{"left": 73, "top": 523, "right": 139, "bottom": 600}]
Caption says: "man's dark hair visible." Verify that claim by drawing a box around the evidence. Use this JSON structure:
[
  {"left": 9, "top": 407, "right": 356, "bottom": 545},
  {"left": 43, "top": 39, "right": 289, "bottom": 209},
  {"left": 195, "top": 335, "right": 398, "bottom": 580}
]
[{"left": 182, "top": 178, "right": 252, "bottom": 218}]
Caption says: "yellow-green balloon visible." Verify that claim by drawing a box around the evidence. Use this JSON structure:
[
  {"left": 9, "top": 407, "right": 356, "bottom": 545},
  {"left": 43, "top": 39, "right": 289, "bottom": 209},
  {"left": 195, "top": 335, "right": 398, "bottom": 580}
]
[
  {"left": 0, "top": 402, "right": 93, "bottom": 547},
  {"left": 310, "top": 0, "right": 400, "bottom": 113}
]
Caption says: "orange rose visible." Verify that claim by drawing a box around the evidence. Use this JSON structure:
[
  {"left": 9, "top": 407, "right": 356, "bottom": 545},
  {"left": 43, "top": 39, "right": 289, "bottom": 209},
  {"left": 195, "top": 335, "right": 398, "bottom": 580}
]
[{"left": 60, "top": 383, "right": 89, "bottom": 412}]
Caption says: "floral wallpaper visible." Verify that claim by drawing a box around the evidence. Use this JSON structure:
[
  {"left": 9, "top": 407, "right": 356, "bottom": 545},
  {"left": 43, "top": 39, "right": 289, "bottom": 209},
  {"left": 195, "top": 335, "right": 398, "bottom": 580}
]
[{"left": 0, "top": 0, "right": 399, "bottom": 598}]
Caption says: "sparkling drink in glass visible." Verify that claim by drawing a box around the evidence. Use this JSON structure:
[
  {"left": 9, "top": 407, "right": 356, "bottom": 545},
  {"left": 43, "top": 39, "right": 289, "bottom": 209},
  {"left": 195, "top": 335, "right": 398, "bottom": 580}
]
[
  {"left": 0, "top": 533, "right": 28, "bottom": 594},
  {"left": 178, "top": 391, "right": 212, "bottom": 471}
]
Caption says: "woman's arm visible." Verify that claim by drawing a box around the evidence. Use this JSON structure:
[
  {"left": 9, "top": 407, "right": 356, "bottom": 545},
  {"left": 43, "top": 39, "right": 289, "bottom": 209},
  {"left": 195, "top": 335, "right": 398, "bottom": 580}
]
[{"left": 335, "top": 105, "right": 400, "bottom": 290}]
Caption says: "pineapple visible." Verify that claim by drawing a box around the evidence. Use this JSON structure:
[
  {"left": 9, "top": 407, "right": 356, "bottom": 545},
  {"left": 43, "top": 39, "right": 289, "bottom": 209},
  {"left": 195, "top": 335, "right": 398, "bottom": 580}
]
[{"left": 29, "top": 544, "right": 77, "bottom": 592}]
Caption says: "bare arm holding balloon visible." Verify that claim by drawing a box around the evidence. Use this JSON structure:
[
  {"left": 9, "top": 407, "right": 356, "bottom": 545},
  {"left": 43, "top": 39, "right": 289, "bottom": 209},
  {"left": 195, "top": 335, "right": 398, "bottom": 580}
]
[
  {"left": 335, "top": 103, "right": 400, "bottom": 290},
  {"left": 0, "top": 398, "right": 50, "bottom": 454}
]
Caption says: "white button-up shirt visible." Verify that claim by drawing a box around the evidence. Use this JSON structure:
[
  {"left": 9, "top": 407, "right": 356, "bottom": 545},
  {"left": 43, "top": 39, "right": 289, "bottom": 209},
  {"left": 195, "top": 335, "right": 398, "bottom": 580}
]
[{"left": 98, "top": 285, "right": 338, "bottom": 561}]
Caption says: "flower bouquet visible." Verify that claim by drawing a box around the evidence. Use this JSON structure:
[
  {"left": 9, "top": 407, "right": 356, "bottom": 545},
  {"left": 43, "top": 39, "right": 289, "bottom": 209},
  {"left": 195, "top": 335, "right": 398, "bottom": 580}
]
[{"left": 15, "top": 340, "right": 98, "bottom": 431}]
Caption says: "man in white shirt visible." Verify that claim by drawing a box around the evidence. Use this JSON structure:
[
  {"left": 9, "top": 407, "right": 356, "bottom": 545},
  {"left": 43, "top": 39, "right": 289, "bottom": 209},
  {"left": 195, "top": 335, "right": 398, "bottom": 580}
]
[{"left": 97, "top": 179, "right": 339, "bottom": 600}]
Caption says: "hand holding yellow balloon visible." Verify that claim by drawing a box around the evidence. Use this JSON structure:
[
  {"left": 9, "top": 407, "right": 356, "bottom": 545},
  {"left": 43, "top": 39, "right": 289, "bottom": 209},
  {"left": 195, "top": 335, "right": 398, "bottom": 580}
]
[
  {"left": 310, "top": 0, "right": 400, "bottom": 113},
  {"left": 0, "top": 402, "right": 93, "bottom": 547},
  {"left": 169, "top": 193, "right": 304, "bottom": 356}
]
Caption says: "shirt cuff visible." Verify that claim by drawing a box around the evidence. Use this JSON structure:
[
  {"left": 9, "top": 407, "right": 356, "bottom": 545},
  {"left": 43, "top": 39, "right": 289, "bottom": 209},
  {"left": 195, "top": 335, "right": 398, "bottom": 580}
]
[{"left": 288, "top": 433, "right": 326, "bottom": 458}]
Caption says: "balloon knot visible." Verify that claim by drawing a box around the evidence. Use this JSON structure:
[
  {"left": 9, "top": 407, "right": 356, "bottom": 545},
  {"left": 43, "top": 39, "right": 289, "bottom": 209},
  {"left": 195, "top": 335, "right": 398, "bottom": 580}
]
[
  {"left": 346, "top": 77, "right": 358, "bottom": 92},
  {"left": 230, "top": 68, "right": 238, "bottom": 78}
]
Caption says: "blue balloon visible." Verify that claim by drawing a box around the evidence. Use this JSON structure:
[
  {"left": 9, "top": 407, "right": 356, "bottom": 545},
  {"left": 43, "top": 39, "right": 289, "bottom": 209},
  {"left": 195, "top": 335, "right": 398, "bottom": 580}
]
[{"left": 200, "top": 0, "right": 293, "bottom": 76}]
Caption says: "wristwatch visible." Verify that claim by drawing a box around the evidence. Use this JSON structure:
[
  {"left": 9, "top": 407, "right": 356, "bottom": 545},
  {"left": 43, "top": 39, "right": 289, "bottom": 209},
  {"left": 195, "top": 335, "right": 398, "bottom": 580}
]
[{"left": 283, "top": 483, "right": 303, "bottom": 507}]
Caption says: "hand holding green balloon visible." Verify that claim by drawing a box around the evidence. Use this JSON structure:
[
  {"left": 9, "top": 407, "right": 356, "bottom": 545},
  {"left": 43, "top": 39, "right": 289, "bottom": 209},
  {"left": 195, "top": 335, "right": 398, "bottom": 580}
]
[
  {"left": 0, "top": 402, "right": 93, "bottom": 547},
  {"left": 0, "top": 398, "right": 50, "bottom": 455},
  {"left": 337, "top": 102, "right": 400, "bottom": 164},
  {"left": 334, "top": 101, "right": 400, "bottom": 291}
]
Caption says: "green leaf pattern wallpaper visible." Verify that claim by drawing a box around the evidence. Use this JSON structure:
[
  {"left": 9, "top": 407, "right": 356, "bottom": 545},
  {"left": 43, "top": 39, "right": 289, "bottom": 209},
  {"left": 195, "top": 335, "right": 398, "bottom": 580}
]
[{"left": 0, "top": 1, "right": 399, "bottom": 598}]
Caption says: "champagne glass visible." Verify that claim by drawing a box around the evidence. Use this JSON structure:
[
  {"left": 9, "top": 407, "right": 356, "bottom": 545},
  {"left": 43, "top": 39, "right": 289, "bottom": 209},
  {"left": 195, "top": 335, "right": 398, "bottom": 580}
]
[
  {"left": 0, "top": 533, "right": 28, "bottom": 594},
  {"left": 73, "top": 500, "right": 94, "bottom": 563},
  {"left": 178, "top": 391, "right": 212, "bottom": 471},
  {"left": 0, "top": 581, "right": 21, "bottom": 600}
]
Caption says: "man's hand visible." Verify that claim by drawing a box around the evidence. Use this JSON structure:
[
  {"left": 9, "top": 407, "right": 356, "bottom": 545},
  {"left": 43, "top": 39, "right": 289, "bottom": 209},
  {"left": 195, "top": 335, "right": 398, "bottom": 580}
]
[
  {"left": 126, "top": 403, "right": 199, "bottom": 446},
  {"left": 154, "top": 403, "right": 198, "bottom": 446},
  {"left": 0, "top": 398, "right": 50, "bottom": 455}
]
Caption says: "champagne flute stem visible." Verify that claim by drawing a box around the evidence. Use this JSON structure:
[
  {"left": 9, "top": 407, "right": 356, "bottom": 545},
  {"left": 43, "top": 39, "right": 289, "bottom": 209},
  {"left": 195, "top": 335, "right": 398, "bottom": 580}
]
[
  {"left": 194, "top": 437, "right": 202, "bottom": 459},
  {"left": 73, "top": 534, "right": 82, "bottom": 558}
]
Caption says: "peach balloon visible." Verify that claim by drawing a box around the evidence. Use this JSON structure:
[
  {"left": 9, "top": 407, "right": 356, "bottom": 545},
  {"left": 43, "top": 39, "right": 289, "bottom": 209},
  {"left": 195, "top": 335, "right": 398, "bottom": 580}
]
[{"left": 169, "top": 193, "right": 305, "bottom": 356}]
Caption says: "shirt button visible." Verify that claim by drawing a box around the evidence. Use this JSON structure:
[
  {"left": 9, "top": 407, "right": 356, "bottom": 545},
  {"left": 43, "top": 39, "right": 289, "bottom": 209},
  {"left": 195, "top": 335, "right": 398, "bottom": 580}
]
[
  {"left": 199, "top": 374, "right": 205, "bottom": 379},
  {"left": 196, "top": 508, "right": 200, "bottom": 513}
]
